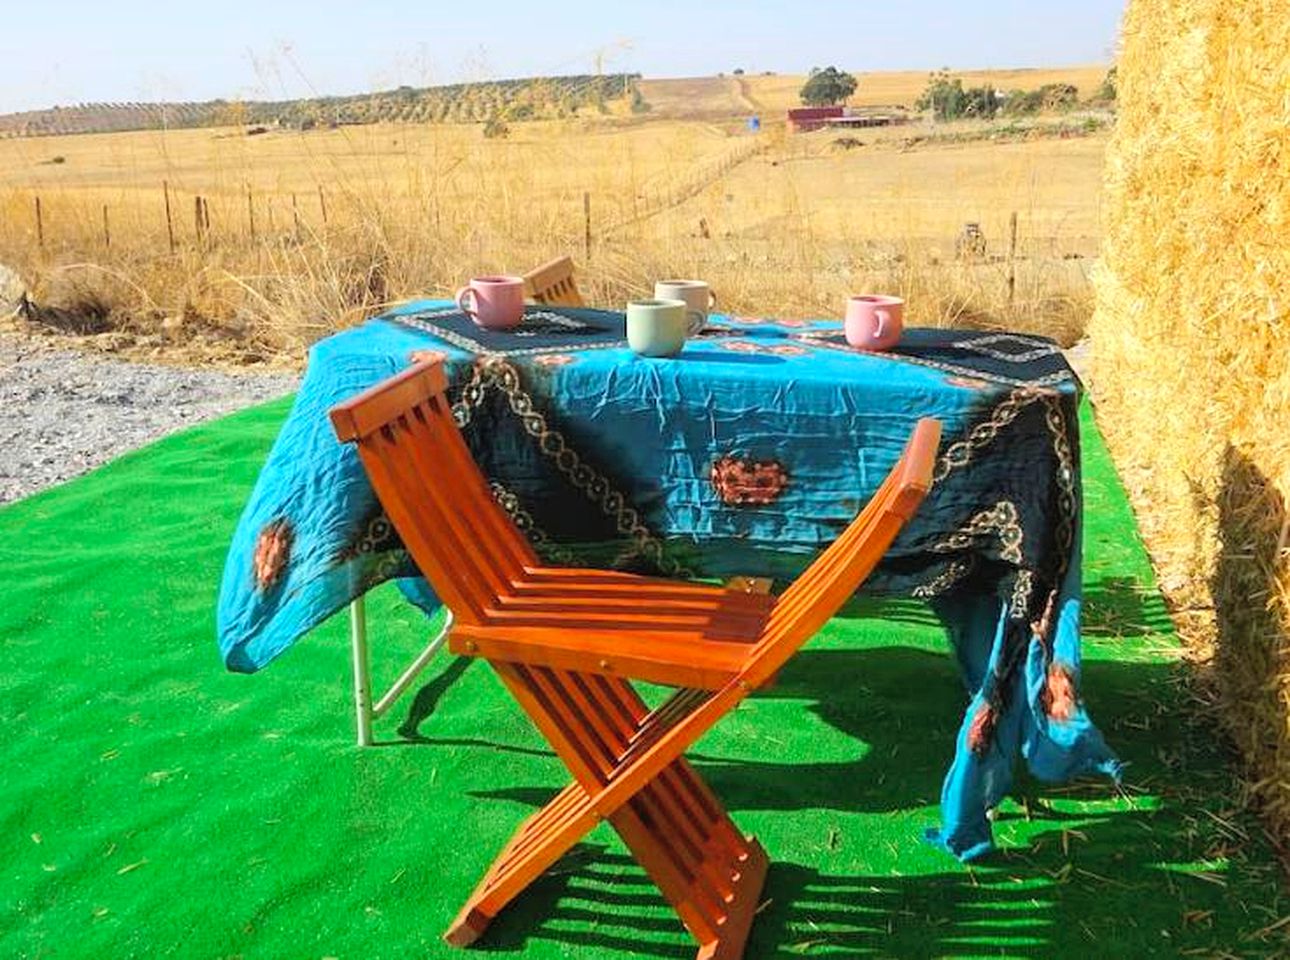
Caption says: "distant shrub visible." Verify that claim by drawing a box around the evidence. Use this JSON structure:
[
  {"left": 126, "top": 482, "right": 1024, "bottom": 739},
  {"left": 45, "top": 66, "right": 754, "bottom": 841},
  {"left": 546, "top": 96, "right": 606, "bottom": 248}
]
[
  {"left": 916, "top": 70, "right": 1000, "bottom": 120},
  {"left": 1001, "top": 89, "right": 1044, "bottom": 116},
  {"left": 483, "top": 117, "right": 509, "bottom": 139},
  {"left": 1039, "top": 83, "right": 1079, "bottom": 110},
  {"left": 1096, "top": 66, "right": 1118, "bottom": 103},
  {"left": 1002, "top": 82, "right": 1080, "bottom": 116}
]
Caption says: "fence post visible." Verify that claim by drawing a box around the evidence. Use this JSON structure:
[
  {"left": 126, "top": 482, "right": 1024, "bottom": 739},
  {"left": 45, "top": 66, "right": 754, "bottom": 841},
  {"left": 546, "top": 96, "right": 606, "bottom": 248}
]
[
  {"left": 163, "top": 181, "right": 176, "bottom": 253},
  {"left": 34, "top": 195, "right": 44, "bottom": 250},
  {"left": 247, "top": 185, "right": 256, "bottom": 242},
  {"left": 194, "top": 196, "right": 212, "bottom": 243},
  {"left": 292, "top": 193, "right": 301, "bottom": 238},
  {"left": 318, "top": 185, "right": 328, "bottom": 224},
  {"left": 583, "top": 192, "right": 592, "bottom": 260},
  {"left": 102, "top": 204, "right": 110, "bottom": 250},
  {"left": 1007, "top": 210, "right": 1018, "bottom": 308}
]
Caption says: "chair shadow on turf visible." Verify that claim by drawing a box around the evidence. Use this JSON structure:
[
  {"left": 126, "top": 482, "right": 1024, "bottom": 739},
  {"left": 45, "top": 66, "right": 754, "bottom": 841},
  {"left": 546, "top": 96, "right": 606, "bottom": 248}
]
[
  {"left": 464, "top": 643, "right": 1275, "bottom": 957},
  {"left": 397, "top": 587, "right": 1279, "bottom": 956},
  {"left": 479, "top": 791, "right": 1272, "bottom": 959}
]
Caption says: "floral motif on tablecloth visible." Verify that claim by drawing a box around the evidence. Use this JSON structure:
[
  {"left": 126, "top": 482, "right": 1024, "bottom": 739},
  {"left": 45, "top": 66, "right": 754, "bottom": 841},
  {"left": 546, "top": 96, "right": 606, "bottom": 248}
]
[
  {"left": 532, "top": 353, "right": 575, "bottom": 368},
  {"left": 252, "top": 519, "right": 293, "bottom": 591},
  {"left": 1042, "top": 662, "right": 1078, "bottom": 722},
  {"left": 967, "top": 703, "right": 997, "bottom": 754},
  {"left": 710, "top": 456, "right": 790, "bottom": 506}
]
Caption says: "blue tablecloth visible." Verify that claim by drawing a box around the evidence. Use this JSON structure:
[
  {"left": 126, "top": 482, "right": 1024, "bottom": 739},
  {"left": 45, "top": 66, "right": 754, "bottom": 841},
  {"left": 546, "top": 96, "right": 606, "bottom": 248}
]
[{"left": 217, "top": 300, "right": 1120, "bottom": 861}]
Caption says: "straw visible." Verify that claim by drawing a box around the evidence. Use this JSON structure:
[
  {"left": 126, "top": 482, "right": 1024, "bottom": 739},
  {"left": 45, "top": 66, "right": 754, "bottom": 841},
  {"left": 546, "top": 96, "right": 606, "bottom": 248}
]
[{"left": 1091, "top": 0, "right": 1290, "bottom": 839}]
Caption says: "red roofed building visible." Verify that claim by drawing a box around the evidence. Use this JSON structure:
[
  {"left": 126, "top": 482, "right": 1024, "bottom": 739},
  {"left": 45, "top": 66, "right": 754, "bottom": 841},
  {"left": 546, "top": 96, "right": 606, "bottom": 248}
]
[{"left": 786, "top": 106, "right": 844, "bottom": 132}]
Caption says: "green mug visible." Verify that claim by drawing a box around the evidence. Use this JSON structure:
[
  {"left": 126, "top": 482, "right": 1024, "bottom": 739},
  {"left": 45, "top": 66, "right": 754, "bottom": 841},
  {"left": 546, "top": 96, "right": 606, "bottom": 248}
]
[{"left": 626, "top": 299, "right": 688, "bottom": 358}]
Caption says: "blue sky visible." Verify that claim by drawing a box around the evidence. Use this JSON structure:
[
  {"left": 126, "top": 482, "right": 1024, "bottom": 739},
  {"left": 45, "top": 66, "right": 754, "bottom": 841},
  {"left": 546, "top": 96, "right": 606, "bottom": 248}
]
[{"left": 4, "top": 0, "right": 1125, "bottom": 113}]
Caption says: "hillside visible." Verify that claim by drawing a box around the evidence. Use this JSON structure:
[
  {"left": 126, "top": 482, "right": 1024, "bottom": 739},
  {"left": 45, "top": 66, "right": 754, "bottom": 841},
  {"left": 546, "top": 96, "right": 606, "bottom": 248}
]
[
  {"left": 0, "top": 74, "right": 640, "bottom": 139},
  {"left": 638, "top": 65, "right": 1109, "bottom": 118},
  {"left": 0, "top": 66, "right": 1110, "bottom": 138}
]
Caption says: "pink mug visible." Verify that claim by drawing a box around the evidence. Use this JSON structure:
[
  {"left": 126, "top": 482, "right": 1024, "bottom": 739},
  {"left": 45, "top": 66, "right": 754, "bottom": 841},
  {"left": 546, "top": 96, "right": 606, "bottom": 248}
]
[
  {"left": 845, "top": 295, "right": 904, "bottom": 350},
  {"left": 455, "top": 275, "right": 525, "bottom": 330}
]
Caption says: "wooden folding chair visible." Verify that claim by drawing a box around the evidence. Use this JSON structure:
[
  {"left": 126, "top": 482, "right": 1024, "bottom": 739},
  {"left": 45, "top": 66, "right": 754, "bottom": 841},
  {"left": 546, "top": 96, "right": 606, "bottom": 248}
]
[
  {"left": 330, "top": 359, "right": 940, "bottom": 959},
  {"left": 522, "top": 255, "right": 584, "bottom": 307}
]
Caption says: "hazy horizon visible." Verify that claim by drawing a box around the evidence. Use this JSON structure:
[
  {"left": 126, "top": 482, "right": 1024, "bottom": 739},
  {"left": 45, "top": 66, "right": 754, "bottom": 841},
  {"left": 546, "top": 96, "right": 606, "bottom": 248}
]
[{"left": 3, "top": 1, "right": 1125, "bottom": 115}]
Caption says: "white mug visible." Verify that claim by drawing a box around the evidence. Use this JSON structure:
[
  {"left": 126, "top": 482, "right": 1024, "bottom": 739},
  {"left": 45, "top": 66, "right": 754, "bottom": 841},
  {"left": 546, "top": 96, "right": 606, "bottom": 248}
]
[{"left": 654, "top": 280, "right": 717, "bottom": 335}]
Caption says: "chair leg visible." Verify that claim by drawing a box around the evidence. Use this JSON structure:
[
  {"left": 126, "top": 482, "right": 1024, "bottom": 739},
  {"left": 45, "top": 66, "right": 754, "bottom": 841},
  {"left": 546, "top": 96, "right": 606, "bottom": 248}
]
[
  {"left": 444, "top": 764, "right": 767, "bottom": 958},
  {"left": 611, "top": 763, "right": 768, "bottom": 959},
  {"left": 444, "top": 662, "right": 769, "bottom": 958},
  {"left": 444, "top": 782, "right": 601, "bottom": 946}
]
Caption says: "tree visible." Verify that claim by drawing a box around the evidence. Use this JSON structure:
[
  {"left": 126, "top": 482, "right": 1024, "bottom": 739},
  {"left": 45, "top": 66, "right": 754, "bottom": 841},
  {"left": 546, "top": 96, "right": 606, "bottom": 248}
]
[
  {"left": 799, "top": 66, "right": 857, "bottom": 106},
  {"left": 916, "top": 69, "right": 965, "bottom": 120},
  {"left": 916, "top": 69, "right": 1000, "bottom": 121}
]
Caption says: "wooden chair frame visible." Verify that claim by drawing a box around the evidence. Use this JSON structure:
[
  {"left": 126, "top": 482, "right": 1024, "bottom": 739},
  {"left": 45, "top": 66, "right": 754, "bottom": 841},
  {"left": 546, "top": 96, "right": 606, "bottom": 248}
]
[
  {"left": 330, "top": 358, "right": 939, "bottom": 958},
  {"left": 522, "top": 255, "right": 584, "bottom": 307}
]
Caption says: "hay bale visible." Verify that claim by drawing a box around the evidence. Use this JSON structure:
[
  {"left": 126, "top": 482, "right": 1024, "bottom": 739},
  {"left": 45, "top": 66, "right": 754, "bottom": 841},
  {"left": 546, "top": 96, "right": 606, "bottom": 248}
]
[{"left": 1092, "top": 0, "right": 1290, "bottom": 831}]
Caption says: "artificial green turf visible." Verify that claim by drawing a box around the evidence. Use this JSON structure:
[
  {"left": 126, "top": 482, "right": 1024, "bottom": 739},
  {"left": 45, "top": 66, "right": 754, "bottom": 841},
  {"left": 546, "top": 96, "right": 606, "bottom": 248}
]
[{"left": 1, "top": 398, "right": 1285, "bottom": 959}]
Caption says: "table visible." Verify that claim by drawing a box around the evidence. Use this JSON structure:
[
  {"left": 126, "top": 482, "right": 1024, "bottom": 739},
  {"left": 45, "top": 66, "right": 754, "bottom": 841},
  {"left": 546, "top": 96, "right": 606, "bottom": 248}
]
[{"left": 217, "top": 300, "right": 1120, "bottom": 861}]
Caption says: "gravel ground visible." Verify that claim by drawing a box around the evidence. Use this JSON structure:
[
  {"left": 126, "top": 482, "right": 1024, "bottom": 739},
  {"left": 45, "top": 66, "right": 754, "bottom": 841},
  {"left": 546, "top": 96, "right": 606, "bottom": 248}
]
[{"left": 0, "top": 334, "right": 299, "bottom": 504}]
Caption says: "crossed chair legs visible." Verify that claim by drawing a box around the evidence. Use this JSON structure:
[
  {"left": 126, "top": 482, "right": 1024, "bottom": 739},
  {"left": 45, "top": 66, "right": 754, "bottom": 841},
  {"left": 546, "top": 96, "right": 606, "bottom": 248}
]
[{"left": 445, "top": 662, "right": 768, "bottom": 960}]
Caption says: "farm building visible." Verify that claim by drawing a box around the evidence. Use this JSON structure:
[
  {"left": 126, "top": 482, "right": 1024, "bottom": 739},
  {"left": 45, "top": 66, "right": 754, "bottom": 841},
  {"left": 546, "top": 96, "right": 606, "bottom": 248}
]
[
  {"left": 787, "top": 105, "right": 910, "bottom": 132},
  {"left": 786, "top": 106, "right": 844, "bottom": 132},
  {"left": 820, "top": 112, "right": 910, "bottom": 129}
]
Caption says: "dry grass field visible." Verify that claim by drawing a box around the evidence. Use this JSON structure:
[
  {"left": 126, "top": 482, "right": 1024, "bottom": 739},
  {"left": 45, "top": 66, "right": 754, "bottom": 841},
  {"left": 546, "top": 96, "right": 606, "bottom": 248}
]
[{"left": 0, "top": 66, "right": 1109, "bottom": 366}]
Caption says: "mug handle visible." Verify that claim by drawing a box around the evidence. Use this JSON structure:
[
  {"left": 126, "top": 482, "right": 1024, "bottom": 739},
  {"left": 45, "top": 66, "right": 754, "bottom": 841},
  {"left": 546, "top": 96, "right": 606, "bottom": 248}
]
[
  {"left": 873, "top": 309, "right": 888, "bottom": 340},
  {"left": 708, "top": 290, "right": 718, "bottom": 310},
  {"left": 455, "top": 286, "right": 477, "bottom": 318}
]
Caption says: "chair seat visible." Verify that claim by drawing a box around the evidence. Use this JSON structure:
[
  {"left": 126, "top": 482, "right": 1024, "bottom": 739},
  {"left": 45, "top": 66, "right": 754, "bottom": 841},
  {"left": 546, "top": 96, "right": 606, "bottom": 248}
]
[
  {"left": 507, "top": 567, "right": 775, "bottom": 619},
  {"left": 450, "top": 570, "right": 773, "bottom": 689}
]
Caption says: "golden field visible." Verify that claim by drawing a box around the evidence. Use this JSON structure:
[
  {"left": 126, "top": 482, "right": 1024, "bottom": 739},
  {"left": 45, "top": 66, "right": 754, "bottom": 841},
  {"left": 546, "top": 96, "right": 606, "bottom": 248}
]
[{"left": 0, "top": 66, "right": 1109, "bottom": 366}]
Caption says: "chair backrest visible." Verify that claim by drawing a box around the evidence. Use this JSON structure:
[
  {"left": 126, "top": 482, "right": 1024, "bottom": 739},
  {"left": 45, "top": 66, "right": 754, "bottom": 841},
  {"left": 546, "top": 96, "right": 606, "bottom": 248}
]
[
  {"left": 600, "top": 418, "right": 941, "bottom": 801},
  {"left": 330, "top": 360, "right": 538, "bottom": 625},
  {"left": 744, "top": 418, "right": 941, "bottom": 688},
  {"left": 523, "top": 255, "right": 584, "bottom": 307}
]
